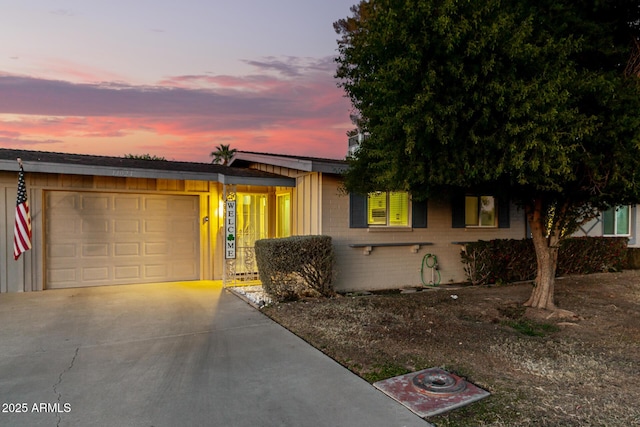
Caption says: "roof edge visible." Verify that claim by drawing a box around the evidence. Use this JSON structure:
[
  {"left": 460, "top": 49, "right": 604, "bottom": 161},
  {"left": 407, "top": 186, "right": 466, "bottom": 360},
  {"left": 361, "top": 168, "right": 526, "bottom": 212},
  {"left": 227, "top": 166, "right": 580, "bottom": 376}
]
[
  {"left": 231, "top": 152, "right": 348, "bottom": 174},
  {"left": 0, "top": 159, "right": 295, "bottom": 187}
]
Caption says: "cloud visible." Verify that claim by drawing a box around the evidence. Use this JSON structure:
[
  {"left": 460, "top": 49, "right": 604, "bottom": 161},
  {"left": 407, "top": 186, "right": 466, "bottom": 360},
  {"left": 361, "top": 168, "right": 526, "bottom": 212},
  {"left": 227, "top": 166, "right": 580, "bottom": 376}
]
[
  {"left": 243, "top": 58, "right": 303, "bottom": 78},
  {"left": 0, "top": 129, "right": 62, "bottom": 147},
  {"left": 0, "top": 75, "right": 288, "bottom": 117},
  {"left": 49, "top": 9, "right": 74, "bottom": 17},
  {"left": 0, "top": 56, "right": 352, "bottom": 160},
  {"left": 242, "top": 56, "right": 336, "bottom": 78}
]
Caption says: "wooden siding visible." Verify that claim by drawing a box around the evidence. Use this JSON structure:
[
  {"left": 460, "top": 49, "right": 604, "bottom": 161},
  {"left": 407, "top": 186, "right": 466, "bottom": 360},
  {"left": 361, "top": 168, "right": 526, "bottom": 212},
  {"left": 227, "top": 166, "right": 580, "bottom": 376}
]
[
  {"left": 0, "top": 171, "right": 224, "bottom": 293},
  {"left": 246, "top": 163, "right": 323, "bottom": 234},
  {"left": 294, "top": 173, "right": 322, "bottom": 235}
]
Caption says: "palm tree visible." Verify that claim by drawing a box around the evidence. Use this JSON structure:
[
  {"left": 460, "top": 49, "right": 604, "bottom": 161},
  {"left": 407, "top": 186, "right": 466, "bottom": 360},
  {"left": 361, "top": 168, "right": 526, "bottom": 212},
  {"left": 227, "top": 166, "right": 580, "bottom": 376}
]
[{"left": 210, "top": 144, "right": 237, "bottom": 166}]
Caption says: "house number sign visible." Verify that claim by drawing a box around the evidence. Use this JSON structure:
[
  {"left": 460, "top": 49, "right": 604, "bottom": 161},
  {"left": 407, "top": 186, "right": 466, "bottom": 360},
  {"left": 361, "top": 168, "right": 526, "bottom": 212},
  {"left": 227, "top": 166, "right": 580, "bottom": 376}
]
[{"left": 225, "top": 200, "right": 236, "bottom": 259}]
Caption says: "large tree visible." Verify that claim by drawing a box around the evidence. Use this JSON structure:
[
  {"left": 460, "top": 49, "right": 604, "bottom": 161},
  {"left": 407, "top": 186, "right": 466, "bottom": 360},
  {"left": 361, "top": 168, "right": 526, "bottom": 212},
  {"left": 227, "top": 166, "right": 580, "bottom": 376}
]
[{"left": 335, "top": 0, "right": 640, "bottom": 312}]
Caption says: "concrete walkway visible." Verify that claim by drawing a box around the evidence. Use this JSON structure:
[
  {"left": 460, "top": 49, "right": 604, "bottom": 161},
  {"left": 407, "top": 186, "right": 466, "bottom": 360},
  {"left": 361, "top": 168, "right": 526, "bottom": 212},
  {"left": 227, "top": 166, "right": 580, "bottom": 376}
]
[{"left": 0, "top": 282, "right": 430, "bottom": 427}]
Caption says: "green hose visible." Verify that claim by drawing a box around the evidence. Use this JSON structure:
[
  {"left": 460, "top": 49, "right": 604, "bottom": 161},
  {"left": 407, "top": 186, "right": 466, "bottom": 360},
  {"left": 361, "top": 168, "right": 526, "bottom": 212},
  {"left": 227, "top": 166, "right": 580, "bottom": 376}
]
[{"left": 421, "top": 253, "right": 441, "bottom": 287}]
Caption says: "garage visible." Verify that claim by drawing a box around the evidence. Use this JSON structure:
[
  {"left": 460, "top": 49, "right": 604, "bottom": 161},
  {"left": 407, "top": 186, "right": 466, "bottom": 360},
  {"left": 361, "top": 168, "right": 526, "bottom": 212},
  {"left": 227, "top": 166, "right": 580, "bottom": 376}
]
[{"left": 45, "top": 191, "right": 200, "bottom": 289}]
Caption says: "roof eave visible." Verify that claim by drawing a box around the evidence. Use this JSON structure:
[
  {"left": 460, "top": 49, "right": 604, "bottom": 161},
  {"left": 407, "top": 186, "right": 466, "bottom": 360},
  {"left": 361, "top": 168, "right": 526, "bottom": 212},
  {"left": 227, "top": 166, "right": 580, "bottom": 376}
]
[
  {"left": 220, "top": 175, "right": 296, "bottom": 187},
  {"left": 311, "top": 161, "right": 348, "bottom": 174},
  {"left": 230, "top": 152, "right": 313, "bottom": 171},
  {"left": 0, "top": 159, "right": 221, "bottom": 182},
  {"left": 0, "top": 159, "right": 295, "bottom": 187},
  {"left": 230, "top": 152, "right": 348, "bottom": 174}
]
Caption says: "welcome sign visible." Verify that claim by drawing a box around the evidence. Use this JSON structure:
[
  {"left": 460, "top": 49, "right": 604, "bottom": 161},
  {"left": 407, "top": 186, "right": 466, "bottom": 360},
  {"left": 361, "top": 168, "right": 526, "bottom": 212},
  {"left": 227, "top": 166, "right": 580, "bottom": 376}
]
[{"left": 225, "top": 200, "right": 236, "bottom": 259}]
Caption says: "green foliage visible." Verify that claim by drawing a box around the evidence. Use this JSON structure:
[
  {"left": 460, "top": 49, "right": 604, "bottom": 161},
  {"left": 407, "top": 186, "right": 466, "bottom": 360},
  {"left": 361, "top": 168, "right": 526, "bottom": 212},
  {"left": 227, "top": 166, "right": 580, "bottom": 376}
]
[
  {"left": 430, "top": 393, "right": 521, "bottom": 427},
  {"left": 210, "top": 144, "right": 237, "bottom": 165},
  {"left": 461, "top": 237, "right": 628, "bottom": 285},
  {"left": 361, "top": 363, "right": 411, "bottom": 383},
  {"left": 335, "top": 1, "right": 640, "bottom": 307},
  {"left": 502, "top": 319, "right": 560, "bottom": 337},
  {"left": 255, "top": 235, "right": 335, "bottom": 302},
  {"left": 336, "top": 0, "right": 640, "bottom": 201},
  {"left": 124, "top": 153, "right": 166, "bottom": 161}
]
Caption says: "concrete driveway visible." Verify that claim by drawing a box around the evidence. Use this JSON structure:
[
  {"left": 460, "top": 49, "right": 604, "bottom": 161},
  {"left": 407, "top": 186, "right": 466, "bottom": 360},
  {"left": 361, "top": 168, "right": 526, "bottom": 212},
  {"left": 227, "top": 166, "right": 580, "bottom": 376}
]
[{"left": 0, "top": 282, "right": 430, "bottom": 427}]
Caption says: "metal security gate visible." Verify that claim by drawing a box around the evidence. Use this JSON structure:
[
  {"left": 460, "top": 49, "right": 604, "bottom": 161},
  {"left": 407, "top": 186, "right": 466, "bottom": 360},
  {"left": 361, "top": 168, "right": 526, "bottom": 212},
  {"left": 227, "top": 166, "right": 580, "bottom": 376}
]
[{"left": 224, "top": 187, "right": 268, "bottom": 285}]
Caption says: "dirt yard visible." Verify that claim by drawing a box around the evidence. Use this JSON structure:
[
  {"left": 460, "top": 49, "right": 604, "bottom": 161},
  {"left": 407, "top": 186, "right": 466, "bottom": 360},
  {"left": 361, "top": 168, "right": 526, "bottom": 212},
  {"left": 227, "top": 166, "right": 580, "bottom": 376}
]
[{"left": 262, "top": 270, "right": 640, "bottom": 426}]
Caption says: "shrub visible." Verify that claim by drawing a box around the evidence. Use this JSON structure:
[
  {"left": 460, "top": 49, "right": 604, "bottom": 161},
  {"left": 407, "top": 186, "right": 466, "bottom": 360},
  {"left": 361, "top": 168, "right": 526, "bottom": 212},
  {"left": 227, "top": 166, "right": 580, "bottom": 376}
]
[
  {"left": 255, "top": 235, "right": 335, "bottom": 302},
  {"left": 626, "top": 247, "right": 640, "bottom": 269},
  {"left": 461, "top": 239, "right": 537, "bottom": 285},
  {"left": 558, "top": 237, "right": 627, "bottom": 275},
  {"left": 461, "top": 237, "right": 628, "bottom": 286}
]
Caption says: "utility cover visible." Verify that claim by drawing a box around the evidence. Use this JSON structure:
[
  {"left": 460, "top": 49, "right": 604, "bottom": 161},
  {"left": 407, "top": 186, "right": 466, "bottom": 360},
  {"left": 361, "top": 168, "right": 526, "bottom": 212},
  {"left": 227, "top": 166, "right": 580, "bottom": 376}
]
[{"left": 373, "top": 367, "right": 490, "bottom": 418}]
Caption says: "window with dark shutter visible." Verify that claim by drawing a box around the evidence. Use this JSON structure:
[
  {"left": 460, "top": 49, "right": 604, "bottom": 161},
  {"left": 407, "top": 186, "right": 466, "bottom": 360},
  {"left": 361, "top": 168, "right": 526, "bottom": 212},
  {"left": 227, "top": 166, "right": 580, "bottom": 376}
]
[{"left": 350, "top": 192, "right": 424, "bottom": 228}]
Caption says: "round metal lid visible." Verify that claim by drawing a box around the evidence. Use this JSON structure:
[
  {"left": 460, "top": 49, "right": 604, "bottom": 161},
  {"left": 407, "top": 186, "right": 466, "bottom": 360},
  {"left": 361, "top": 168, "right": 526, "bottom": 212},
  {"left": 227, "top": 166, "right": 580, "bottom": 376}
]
[{"left": 412, "top": 369, "right": 467, "bottom": 396}]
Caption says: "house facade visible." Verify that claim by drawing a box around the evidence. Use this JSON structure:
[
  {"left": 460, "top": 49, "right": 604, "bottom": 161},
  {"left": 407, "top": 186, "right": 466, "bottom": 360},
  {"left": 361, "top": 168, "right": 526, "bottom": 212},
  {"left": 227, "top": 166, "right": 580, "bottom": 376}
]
[
  {"left": 230, "top": 152, "right": 528, "bottom": 290},
  {"left": 1, "top": 148, "right": 637, "bottom": 293},
  {"left": 0, "top": 149, "right": 293, "bottom": 293},
  {"left": 230, "top": 151, "right": 640, "bottom": 291}
]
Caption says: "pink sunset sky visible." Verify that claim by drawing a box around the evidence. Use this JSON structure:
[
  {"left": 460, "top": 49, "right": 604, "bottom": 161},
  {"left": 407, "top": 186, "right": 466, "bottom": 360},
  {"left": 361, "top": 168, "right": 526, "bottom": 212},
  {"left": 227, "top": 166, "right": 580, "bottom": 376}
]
[{"left": 0, "top": 1, "right": 356, "bottom": 161}]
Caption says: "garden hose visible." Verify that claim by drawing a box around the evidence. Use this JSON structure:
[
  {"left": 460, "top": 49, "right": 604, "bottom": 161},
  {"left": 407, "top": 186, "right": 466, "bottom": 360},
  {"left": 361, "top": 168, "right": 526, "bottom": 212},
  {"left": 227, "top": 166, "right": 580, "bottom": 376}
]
[{"left": 421, "top": 253, "right": 441, "bottom": 287}]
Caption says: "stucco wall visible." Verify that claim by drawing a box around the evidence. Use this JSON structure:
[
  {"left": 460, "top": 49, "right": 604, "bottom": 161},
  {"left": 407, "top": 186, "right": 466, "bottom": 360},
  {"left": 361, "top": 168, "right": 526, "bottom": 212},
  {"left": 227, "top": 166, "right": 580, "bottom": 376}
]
[
  {"left": 574, "top": 206, "right": 637, "bottom": 247},
  {"left": 320, "top": 175, "right": 527, "bottom": 291}
]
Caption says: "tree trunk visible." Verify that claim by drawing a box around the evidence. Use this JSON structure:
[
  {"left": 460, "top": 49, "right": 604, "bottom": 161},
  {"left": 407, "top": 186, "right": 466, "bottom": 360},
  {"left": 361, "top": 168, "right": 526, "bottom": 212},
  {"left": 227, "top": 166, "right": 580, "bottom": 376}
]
[{"left": 524, "top": 198, "right": 559, "bottom": 310}]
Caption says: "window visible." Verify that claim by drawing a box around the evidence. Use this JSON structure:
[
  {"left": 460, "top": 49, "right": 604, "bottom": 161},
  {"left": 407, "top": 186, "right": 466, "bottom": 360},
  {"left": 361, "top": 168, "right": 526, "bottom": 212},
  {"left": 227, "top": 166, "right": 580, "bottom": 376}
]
[
  {"left": 349, "top": 192, "right": 427, "bottom": 228},
  {"left": 603, "top": 205, "right": 630, "bottom": 236},
  {"left": 465, "top": 196, "right": 496, "bottom": 227},
  {"left": 236, "top": 194, "right": 268, "bottom": 245},
  {"left": 452, "top": 194, "right": 509, "bottom": 229},
  {"left": 276, "top": 193, "right": 291, "bottom": 237},
  {"left": 367, "top": 191, "right": 409, "bottom": 227}
]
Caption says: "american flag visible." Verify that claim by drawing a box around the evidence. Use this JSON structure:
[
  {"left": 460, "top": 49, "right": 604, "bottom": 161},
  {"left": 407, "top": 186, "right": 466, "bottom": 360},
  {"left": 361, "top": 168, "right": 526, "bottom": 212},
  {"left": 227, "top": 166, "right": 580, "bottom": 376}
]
[{"left": 13, "top": 164, "right": 32, "bottom": 260}]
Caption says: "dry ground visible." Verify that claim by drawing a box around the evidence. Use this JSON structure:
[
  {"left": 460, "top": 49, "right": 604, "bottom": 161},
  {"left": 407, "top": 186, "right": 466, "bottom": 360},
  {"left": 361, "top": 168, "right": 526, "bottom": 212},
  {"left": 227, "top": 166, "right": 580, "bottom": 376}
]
[{"left": 262, "top": 270, "right": 640, "bottom": 426}]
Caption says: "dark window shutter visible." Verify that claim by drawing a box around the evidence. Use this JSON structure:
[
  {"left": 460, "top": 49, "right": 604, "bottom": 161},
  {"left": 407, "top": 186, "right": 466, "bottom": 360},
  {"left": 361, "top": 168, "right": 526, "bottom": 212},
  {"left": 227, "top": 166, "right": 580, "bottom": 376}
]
[
  {"left": 349, "top": 193, "right": 368, "bottom": 228},
  {"left": 498, "top": 197, "right": 510, "bottom": 228},
  {"left": 411, "top": 199, "right": 428, "bottom": 228},
  {"left": 452, "top": 196, "right": 465, "bottom": 228}
]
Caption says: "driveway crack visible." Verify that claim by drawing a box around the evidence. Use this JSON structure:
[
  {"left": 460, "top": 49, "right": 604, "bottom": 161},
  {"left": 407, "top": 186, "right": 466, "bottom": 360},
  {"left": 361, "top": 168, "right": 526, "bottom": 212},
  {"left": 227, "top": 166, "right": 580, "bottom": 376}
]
[{"left": 52, "top": 347, "right": 79, "bottom": 427}]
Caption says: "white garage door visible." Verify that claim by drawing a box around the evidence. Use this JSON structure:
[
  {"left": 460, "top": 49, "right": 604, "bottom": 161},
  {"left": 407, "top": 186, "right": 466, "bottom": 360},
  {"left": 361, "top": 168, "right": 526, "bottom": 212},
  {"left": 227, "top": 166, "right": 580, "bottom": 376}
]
[{"left": 45, "top": 191, "right": 200, "bottom": 289}]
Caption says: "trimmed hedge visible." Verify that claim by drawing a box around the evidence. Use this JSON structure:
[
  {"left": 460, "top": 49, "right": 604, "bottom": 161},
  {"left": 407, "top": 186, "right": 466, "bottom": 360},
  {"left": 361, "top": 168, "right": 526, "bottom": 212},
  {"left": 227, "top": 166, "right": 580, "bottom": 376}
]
[
  {"left": 461, "top": 237, "right": 628, "bottom": 286},
  {"left": 626, "top": 247, "right": 640, "bottom": 269},
  {"left": 255, "top": 235, "right": 335, "bottom": 302}
]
